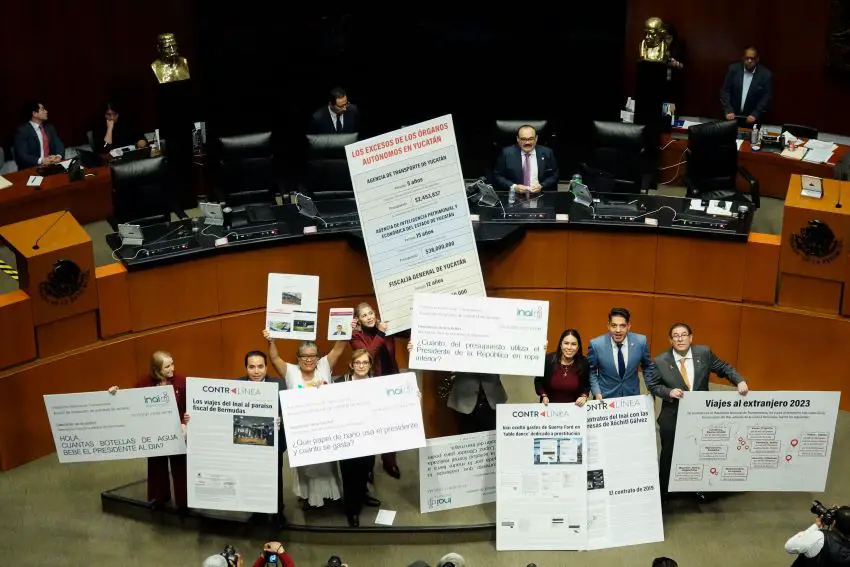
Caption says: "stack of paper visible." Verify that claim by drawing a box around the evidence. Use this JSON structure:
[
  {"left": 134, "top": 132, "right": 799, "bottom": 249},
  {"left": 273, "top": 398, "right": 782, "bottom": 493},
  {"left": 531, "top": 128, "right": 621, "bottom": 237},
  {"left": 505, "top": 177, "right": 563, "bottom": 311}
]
[
  {"left": 0, "top": 175, "right": 11, "bottom": 190},
  {"left": 682, "top": 120, "right": 702, "bottom": 129},
  {"left": 736, "top": 139, "right": 744, "bottom": 150},
  {"left": 780, "top": 146, "right": 808, "bottom": 160},
  {"left": 803, "top": 149, "right": 834, "bottom": 164},
  {"left": 804, "top": 139, "right": 839, "bottom": 152}
]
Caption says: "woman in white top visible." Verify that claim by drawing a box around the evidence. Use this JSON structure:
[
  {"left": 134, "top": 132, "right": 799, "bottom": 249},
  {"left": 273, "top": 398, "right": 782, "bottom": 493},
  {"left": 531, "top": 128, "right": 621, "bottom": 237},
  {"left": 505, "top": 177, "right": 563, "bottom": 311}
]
[{"left": 264, "top": 330, "right": 346, "bottom": 508}]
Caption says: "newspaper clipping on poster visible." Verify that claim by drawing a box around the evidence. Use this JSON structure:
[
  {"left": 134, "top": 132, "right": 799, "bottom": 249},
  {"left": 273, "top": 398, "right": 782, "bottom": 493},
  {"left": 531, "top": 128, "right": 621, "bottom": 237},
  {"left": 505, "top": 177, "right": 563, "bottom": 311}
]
[
  {"left": 281, "top": 372, "right": 425, "bottom": 468},
  {"left": 186, "top": 378, "right": 280, "bottom": 513},
  {"left": 585, "top": 396, "right": 664, "bottom": 550},
  {"left": 327, "top": 307, "right": 354, "bottom": 340},
  {"left": 410, "top": 293, "right": 548, "bottom": 376},
  {"left": 345, "top": 115, "right": 485, "bottom": 335},
  {"left": 44, "top": 386, "right": 186, "bottom": 464},
  {"left": 496, "top": 404, "right": 588, "bottom": 551},
  {"left": 266, "top": 273, "right": 319, "bottom": 340},
  {"left": 669, "top": 391, "right": 840, "bottom": 492},
  {"left": 418, "top": 431, "right": 496, "bottom": 513}
]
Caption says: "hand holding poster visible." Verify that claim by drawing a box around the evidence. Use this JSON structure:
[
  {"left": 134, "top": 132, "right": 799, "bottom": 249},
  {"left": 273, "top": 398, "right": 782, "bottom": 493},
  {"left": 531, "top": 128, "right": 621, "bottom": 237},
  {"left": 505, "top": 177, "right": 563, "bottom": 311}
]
[
  {"left": 281, "top": 373, "right": 425, "bottom": 467},
  {"left": 266, "top": 273, "right": 319, "bottom": 340},
  {"left": 186, "top": 378, "right": 280, "bottom": 513},
  {"left": 419, "top": 431, "right": 496, "bottom": 513},
  {"left": 44, "top": 386, "right": 186, "bottom": 463},
  {"left": 346, "top": 115, "right": 485, "bottom": 334},
  {"left": 327, "top": 307, "right": 354, "bottom": 340},
  {"left": 410, "top": 293, "right": 548, "bottom": 376},
  {"left": 669, "top": 391, "right": 840, "bottom": 492}
]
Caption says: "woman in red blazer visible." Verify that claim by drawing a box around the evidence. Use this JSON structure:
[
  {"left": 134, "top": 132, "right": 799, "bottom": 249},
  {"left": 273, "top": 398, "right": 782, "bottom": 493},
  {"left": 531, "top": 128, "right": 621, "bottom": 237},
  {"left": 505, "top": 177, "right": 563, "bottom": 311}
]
[
  {"left": 350, "top": 302, "right": 401, "bottom": 479},
  {"left": 109, "top": 350, "right": 188, "bottom": 511}
]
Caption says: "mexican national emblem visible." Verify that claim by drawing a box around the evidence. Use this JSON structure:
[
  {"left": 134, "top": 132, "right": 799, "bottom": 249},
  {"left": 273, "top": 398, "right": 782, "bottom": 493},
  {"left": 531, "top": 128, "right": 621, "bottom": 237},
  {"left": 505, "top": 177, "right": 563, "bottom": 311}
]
[
  {"left": 790, "top": 220, "right": 842, "bottom": 264},
  {"left": 39, "top": 259, "right": 90, "bottom": 305}
]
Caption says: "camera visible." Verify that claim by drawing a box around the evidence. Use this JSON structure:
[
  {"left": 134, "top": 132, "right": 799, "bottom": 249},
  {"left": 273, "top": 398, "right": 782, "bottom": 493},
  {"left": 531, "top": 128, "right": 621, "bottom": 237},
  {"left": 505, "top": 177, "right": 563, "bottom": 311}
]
[
  {"left": 220, "top": 545, "right": 239, "bottom": 567},
  {"left": 327, "top": 556, "right": 343, "bottom": 567},
  {"left": 812, "top": 500, "right": 840, "bottom": 527}
]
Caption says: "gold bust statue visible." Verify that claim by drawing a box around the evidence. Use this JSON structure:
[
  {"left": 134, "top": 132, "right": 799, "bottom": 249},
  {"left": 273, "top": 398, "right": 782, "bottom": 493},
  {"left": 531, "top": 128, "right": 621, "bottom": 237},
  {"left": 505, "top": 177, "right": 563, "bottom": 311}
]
[
  {"left": 640, "top": 17, "right": 670, "bottom": 63},
  {"left": 151, "top": 33, "right": 190, "bottom": 84}
]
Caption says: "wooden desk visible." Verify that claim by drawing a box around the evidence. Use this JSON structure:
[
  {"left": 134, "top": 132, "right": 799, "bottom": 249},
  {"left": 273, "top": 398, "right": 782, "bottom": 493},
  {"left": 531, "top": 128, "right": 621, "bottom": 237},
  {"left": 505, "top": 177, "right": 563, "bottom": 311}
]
[
  {"left": 660, "top": 133, "right": 850, "bottom": 200},
  {"left": 0, "top": 166, "right": 112, "bottom": 227}
]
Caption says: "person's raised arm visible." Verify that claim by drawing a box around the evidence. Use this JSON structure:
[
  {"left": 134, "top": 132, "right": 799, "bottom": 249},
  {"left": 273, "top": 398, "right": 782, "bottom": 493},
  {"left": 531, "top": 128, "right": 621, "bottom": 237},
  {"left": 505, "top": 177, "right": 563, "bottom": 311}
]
[
  {"left": 350, "top": 324, "right": 388, "bottom": 358},
  {"left": 326, "top": 340, "right": 347, "bottom": 368},
  {"left": 262, "top": 329, "right": 288, "bottom": 378}
]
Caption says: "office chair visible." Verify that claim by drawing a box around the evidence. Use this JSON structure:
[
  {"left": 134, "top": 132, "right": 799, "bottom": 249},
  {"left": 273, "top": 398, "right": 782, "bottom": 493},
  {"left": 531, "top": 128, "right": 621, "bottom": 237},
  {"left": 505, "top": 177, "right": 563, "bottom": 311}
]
[
  {"left": 301, "top": 133, "right": 358, "bottom": 201},
  {"left": 782, "top": 124, "right": 818, "bottom": 140},
  {"left": 685, "top": 120, "right": 760, "bottom": 209},
  {"left": 110, "top": 156, "right": 188, "bottom": 226},
  {"left": 215, "top": 131, "right": 277, "bottom": 199},
  {"left": 581, "top": 121, "right": 649, "bottom": 194},
  {"left": 224, "top": 189, "right": 277, "bottom": 228},
  {"left": 494, "top": 120, "right": 550, "bottom": 150}
]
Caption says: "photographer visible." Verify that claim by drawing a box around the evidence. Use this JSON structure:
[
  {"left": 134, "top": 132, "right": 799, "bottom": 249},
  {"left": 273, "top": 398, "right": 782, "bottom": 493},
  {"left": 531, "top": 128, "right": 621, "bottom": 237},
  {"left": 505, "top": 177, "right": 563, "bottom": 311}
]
[
  {"left": 785, "top": 503, "right": 850, "bottom": 565},
  {"left": 249, "top": 542, "right": 295, "bottom": 567}
]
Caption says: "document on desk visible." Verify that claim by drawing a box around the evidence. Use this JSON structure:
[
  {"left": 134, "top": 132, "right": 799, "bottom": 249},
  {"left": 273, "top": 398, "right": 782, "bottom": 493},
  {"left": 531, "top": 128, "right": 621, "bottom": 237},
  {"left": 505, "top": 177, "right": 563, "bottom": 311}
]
[
  {"left": 780, "top": 146, "right": 808, "bottom": 160},
  {"left": 0, "top": 175, "right": 11, "bottom": 189},
  {"left": 736, "top": 139, "right": 744, "bottom": 151},
  {"left": 803, "top": 148, "right": 834, "bottom": 164},
  {"left": 27, "top": 175, "right": 43, "bottom": 187},
  {"left": 804, "top": 139, "right": 838, "bottom": 152},
  {"left": 345, "top": 115, "right": 485, "bottom": 335}
]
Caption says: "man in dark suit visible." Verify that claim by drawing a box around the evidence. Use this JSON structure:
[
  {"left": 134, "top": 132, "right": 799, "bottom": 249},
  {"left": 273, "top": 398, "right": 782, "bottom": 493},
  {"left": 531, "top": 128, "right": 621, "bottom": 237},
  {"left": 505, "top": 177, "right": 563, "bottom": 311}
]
[
  {"left": 720, "top": 46, "right": 773, "bottom": 125},
  {"left": 13, "top": 100, "right": 65, "bottom": 169},
  {"left": 239, "top": 350, "right": 287, "bottom": 526},
  {"left": 447, "top": 372, "right": 507, "bottom": 434},
  {"left": 645, "top": 322, "right": 749, "bottom": 501},
  {"left": 587, "top": 307, "right": 654, "bottom": 400},
  {"left": 493, "top": 125, "right": 559, "bottom": 194},
  {"left": 308, "top": 86, "right": 360, "bottom": 134}
]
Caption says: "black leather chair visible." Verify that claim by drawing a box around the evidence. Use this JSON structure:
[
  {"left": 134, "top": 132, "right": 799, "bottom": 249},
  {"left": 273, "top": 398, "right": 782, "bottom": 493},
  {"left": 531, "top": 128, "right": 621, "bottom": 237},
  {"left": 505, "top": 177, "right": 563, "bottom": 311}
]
[
  {"left": 302, "top": 133, "right": 358, "bottom": 201},
  {"left": 494, "top": 120, "right": 550, "bottom": 150},
  {"left": 110, "top": 156, "right": 187, "bottom": 226},
  {"left": 782, "top": 124, "right": 818, "bottom": 140},
  {"left": 215, "top": 131, "right": 277, "bottom": 199},
  {"left": 685, "top": 120, "right": 760, "bottom": 208},
  {"left": 581, "top": 121, "right": 649, "bottom": 194},
  {"left": 224, "top": 189, "right": 277, "bottom": 228}
]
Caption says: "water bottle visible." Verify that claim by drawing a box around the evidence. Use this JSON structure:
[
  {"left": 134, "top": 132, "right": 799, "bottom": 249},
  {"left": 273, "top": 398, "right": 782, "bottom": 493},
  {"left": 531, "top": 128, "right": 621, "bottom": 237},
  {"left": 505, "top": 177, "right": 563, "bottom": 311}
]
[
  {"left": 750, "top": 125, "right": 760, "bottom": 149},
  {"left": 508, "top": 184, "right": 516, "bottom": 205}
]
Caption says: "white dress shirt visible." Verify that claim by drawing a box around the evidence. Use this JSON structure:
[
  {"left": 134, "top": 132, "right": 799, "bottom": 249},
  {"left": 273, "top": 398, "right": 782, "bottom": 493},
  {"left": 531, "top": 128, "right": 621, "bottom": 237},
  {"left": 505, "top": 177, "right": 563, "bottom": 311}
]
[
  {"left": 785, "top": 523, "right": 824, "bottom": 558},
  {"left": 511, "top": 149, "right": 538, "bottom": 191},
  {"left": 673, "top": 348, "right": 695, "bottom": 390},
  {"left": 30, "top": 121, "right": 47, "bottom": 164},
  {"left": 610, "top": 336, "right": 629, "bottom": 376},
  {"left": 741, "top": 67, "right": 756, "bottom": 112},
  {"left": 328, "top": 107, "right": 343, "bottom": 131}
]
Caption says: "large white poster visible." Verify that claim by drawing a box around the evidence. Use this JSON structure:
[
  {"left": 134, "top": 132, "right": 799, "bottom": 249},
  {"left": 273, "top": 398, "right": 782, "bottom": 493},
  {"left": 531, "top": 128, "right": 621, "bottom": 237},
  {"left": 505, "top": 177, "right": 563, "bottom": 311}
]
[
  {"left": 496, "top": 404, "right": 588, "bottom": 551},
  {"left": 346, "top": 115, "right": 485, "bottom": 334},
  {"left": 266, "top": 273, "right": 319, "bottom": 340},
  {"left": 186, "top": 378, "right": 280, "bottom": 513},
  {"left": 410, "top": 293, "right": 548, "bottom": 376},
  {"left": 670, "top": 391, "right": 840, "bottom": 492},
  {"left": 418, "top": 431, "right": 496, "bottom": 513},
  {"left": 586, "top": 396, "right": 664, "bottom": 550},
  {"left": 44, "top": 386, "right": 186, "bottom": 463},
  {"left": 281, "top": 373, "right": 426, "bottom": 468}
]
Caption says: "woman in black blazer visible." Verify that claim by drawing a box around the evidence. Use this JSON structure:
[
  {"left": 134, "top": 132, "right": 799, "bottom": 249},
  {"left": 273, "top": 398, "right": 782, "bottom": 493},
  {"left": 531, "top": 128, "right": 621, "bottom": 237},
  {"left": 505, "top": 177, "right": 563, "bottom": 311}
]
[
  {"left": 534, "top": 329, "right": 590, "bottom": 406},
  {"left": 92, "top": 101, "right": 147, "bottom": 152}
]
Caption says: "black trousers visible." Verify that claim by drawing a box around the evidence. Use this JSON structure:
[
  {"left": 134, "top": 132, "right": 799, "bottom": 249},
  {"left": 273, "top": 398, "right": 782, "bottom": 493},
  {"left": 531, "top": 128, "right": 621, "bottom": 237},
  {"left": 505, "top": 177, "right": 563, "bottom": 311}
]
[
  {"left": 455, "top": 396, "right": 497, "bottom": 434},
  {"left": 340, "top": 455, "right": 375, "bottom": 516},
  {"left": 658, "top": 411, "right": 677, "bottom": 496}
]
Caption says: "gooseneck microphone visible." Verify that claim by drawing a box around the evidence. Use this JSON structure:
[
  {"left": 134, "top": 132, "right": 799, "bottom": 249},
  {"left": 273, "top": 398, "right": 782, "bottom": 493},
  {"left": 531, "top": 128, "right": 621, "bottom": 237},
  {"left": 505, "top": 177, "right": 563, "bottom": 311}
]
[
  {"left": 32, "top": 210, "right": 69, "bottom": 250},
  {"left": 836, "top": 189, "right": 843, "bottom": 209}
]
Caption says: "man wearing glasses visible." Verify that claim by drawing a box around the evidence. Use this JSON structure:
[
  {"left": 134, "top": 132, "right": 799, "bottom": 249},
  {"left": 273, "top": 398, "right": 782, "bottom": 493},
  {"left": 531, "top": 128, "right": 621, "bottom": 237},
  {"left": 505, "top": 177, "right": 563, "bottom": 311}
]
[
  {"left": 645, "top": 323, "right": 749, "bottom": 503},
  {"left": 493, "top": 124, "right": 559, "bottom": 195},
  {"left": 720, "top": 45, "right": 773, "bottom": 125},
  {"left": 309, "top": 86, "right": 361, "bottom": 134}
]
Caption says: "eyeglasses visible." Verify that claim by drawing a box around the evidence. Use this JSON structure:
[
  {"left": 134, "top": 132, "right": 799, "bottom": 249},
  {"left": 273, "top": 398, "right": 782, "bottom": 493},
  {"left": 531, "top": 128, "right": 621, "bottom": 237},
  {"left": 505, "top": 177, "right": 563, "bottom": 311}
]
[
  {"left": 518, "top": 137, "right": 536, "bottom": 143},
  {"left": 298, "top": 354, "right": 318, "bottom": 360},
  {"left": 671, "top": 334, "right": 691, "bottom": 340},
  {"left": 352, "top": 361, "right": 370, "bottom": 367}
]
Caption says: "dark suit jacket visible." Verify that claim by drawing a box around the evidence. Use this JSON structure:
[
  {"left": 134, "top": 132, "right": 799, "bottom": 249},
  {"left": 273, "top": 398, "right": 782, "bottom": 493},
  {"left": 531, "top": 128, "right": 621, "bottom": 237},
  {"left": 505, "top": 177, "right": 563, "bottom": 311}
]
[
  {"left": 645, "top": 345, "right": 744, "bottom": 422},
  {"left": 720, "top": 63, "right": 773, "bottom": 120},
  {"left": 13, "top": 122, "right": 65, "bottom": 169},
  {"left": 309, "top": 104, "right": 360, "bottom": 134},
  {"left": 238, "top": 375, "right": 287, "bottom": 452},
  {"left": 587, "top": 332, "right": 654, "bottom": 399},
  {"left": 448, "top": 373, "right": 507, "bottom": 414},
  {"left": 350, "top": 327, "right": 398, "bottom": 376},
  {"left": 92, "top": 121, "right": 144, "bottom": 152},
  {"left": 534, "top": 352, "right": 590, "bottom": 400},
  {"left": 135, "top": 374, "right": 187, "bottom": 417},
  {"left": 493, "top": 145, "right": 559, "bottom": 192}
]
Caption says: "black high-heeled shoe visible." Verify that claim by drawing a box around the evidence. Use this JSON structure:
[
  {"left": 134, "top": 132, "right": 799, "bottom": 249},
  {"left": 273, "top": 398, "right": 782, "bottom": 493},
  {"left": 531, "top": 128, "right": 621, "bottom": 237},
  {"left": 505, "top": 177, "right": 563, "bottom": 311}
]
[
  {"left": 383, "top": 462, "right": 401, "bottom": 479},
  {"left": 347, "top": 514, "right": 360, "bottom": 527},
  {"left": 364, "top": 495, "right": 381, "bottom": 507}
]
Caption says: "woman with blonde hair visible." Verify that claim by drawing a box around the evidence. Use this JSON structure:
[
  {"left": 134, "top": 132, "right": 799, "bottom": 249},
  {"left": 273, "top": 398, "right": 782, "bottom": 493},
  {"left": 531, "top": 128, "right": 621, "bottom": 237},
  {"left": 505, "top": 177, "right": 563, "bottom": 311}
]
[{"left": 108, "top": 350, "right": 189, "bottom": 511}]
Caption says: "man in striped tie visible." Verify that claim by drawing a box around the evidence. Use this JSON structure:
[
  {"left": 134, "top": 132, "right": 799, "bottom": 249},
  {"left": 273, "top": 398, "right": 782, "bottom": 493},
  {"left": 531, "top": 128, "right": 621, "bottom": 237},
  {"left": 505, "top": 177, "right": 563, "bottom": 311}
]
[
  {"left": 13, "top": 100, "right": 65, "bottom": 169},
  {"left": 646, "top": 322, "right": 749, "bottom": 503}
]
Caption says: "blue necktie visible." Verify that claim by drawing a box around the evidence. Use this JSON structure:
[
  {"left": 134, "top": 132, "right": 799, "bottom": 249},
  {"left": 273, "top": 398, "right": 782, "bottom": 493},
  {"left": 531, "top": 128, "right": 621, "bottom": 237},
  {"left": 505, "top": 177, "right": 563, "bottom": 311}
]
[{"left": 616, "top": 342, "right": 625, "bottom": 379}]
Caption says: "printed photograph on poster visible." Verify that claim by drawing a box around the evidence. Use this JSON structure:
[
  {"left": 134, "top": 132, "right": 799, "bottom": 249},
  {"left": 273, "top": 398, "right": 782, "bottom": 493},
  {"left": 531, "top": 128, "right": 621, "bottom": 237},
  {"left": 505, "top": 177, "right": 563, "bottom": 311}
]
[
  {"left": 345, "top": 115, "right": 486, "bottom": 335},
  {"left": 266, "top": 273, "right": 319, "bottom": 340},
  {"left": 327, "top": 307, "right": 354, "bottom": 340},
  {"left": 534, "top": 437, "right": 582, "bottom": 464},
  {"left": 669, "top": 391, "right": 840, "bottom": 492},
  {"left": 410, "top": 293, "right": 548, "bottom": 376},
  {"left": 419, "top": 431, "right": 496, "bottom": 513},
  {"left": 232, "top": 415, "right": 275, "bottom": 446}
]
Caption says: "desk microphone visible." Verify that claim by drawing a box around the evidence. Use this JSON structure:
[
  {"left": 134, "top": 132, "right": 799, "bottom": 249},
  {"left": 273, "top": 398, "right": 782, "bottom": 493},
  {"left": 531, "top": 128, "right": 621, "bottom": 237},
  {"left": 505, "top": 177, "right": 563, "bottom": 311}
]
[
  {"left": 32, "top": 210, "right": 69, "bottom": 250},
  {"left": 836, "top": 190, "right": 843, "bottom": 209}
]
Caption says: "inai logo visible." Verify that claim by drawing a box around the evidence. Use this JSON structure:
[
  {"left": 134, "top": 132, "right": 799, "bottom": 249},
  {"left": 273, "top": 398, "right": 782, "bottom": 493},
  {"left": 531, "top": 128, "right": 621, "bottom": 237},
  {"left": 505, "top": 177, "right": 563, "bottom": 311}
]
[
  {"left": 428, "top": 496, "right": 452, "bottom": 509},
  {"left": 386, "top": 383, "right": 415, "bottom": 397},
  {"left": 516, "top": 305, "right": 544, "bottom": 319},
  {"left": 144, "top": 391, "right": 171, "bottom": 406}
]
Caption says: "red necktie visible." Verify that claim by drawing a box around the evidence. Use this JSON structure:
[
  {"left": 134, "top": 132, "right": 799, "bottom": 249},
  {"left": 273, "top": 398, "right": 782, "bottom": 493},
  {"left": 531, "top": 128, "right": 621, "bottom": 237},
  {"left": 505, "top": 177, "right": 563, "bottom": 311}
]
[{"left": 39, "top": 124, "right": 50, "bottom": 158}]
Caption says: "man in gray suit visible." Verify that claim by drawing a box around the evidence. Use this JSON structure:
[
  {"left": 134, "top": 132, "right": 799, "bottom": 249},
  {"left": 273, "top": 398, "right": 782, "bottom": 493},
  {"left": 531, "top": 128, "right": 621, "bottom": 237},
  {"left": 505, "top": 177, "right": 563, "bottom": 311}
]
[
  {"left": 447, "top": 372, "right": 507, "bottom": 434},
  {"left": 645, "top": 322, "right": 749, "bottom": 501},
  {"left": 587, "top": 307, "right": 654, "bottom": 400}
]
